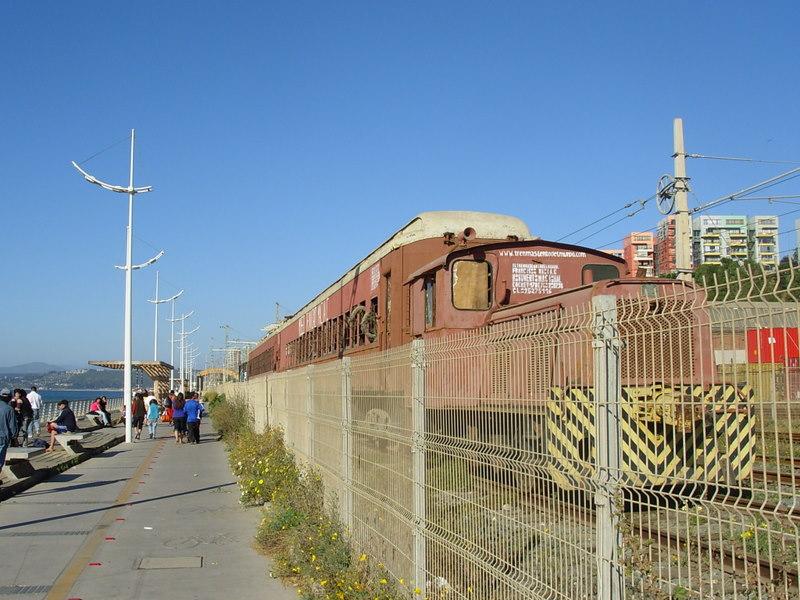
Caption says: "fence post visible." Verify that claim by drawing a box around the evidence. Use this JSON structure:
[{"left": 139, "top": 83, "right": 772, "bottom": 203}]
[
  {"left": 592, "top": 295, "right": 623, "bottom": 600},
  {"left": 340, "top": 357, "right": 353, "bottom": 532},
  {"left": 306, "top": 365, "right": 315, "bottom": 461},
  {"left": 411, "top": 339, "right": 427, "bottom": 589}
]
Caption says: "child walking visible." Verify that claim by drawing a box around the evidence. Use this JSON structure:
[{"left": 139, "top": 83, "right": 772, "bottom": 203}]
[{"left": 146, "top": 398, "right": 160, "bottom": 439}]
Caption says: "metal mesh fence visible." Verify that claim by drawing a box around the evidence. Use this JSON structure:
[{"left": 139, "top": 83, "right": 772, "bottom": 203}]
[{"left": 232, "top": 264, "right": 800, "bottom": 599}]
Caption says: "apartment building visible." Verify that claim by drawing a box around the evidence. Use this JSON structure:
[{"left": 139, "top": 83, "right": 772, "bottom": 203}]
[
  {"left": 748, "top": 216, "right": 779, "bottom": 269},
  {"left": 692, "top": 215, "right": 749, "bottom": 266},
  {"left": 600, "top": 248, "right": 624, "bottom": 259},
  {"left": 622, "top": 232, "right": 654, "bottom": 277},
  {"left": 654, "top": 215, "right": 676, "bottom": 275}
]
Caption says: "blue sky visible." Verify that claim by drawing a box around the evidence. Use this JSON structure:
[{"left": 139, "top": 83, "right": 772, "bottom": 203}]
[{"left": 2, "top": 1, "right": 799, "bottom": 367}]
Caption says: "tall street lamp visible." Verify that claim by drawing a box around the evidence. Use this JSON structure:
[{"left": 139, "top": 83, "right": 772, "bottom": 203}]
[
  {"left": 147, "top": 271, "right": 183, "bottom": 361},
  {"left": 72, "top": 130, "right": 162, "bottom": 444}
]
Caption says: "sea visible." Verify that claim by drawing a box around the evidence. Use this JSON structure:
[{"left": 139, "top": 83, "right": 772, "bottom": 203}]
[{"left": 39, "top": 390, "right": 123, "bottom": 404}]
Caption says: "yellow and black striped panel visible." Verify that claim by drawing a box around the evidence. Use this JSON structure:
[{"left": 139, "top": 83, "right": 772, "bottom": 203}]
[{"left": 545, "top": 384, "right": 756, "bottom": 490}]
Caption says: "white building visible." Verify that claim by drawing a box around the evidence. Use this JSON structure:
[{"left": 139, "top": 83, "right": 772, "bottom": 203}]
[
  {"left": 748, "top": 216, "right": 779, "bottom": 270},
  {"left": 692, "top": 215, "right": 749, "bottom": 266}
]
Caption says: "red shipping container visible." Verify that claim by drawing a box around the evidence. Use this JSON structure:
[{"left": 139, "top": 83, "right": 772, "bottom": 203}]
[{"left": 747, "top": 328, "right": 800, "bottom": 364}]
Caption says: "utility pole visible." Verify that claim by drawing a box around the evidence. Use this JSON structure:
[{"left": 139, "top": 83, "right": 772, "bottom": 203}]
[
  {"left": 71, "top": 130, "right": 161, "bottom": 445},
  {"left": 148, "top": 271, "right": 183, "bottom": 362},
  {"left": 673, "top": 118, "right": 693, "bottom": 281}
]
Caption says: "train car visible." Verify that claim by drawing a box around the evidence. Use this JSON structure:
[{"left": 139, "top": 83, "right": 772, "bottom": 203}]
[
  {"left": 249, "top": 211, "right": 627, "bottom": 376},
  {"left": 248, "top": 211, "right": 756, "bottom": 491}
]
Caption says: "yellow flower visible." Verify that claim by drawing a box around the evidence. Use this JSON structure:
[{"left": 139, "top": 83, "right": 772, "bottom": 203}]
[
  {"left": 320, "top": 580, "right": 328, "bottom": 587},
  {"left": 311, "top": 554, "right": 316, "bottom": 562},
  {"left": 359, "top": 553, "right": 367, "bottom": 562},
  {"left": 380, "top": 578, "right": 388, "bottom": 585},
  {"left": 414, "top": 587, "right": 422, "bottom": 595}
]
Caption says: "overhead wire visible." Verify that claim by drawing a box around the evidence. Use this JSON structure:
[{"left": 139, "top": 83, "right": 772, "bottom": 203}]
[
  {"left": 77, "top": 134, "right": 132, "bottom": 166},
  {"left": 687, "top": 153, "right": 800, "bottom": 165},
  {"left": 566, "top": 195, "right": 656, "bottom": 246},
  {"left": 555, "top": 195, "right": 653, "bottom": 242}
]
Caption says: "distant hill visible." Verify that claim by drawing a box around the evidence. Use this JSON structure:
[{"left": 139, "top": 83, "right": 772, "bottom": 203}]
[
  {"left": 0, "top": 367, "right": 152, "bottom": 390},
  {"left": 0, "top": 362, "right": 65, "bottom": 375}
]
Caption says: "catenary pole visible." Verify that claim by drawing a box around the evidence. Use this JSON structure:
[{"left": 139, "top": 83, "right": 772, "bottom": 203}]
[{"left": 674, "top": 118, "right": 693, "bottom": 280}]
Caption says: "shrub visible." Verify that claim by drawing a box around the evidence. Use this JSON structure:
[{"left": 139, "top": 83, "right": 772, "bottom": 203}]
[
  {"left": 227, "top": 426, "right": 410, "bottom": 600},
  {"left": 210, "top": 393, "right": 252, "bottom": 440},
  {"left": 203, "top": 390, "right": 223, "bottom": 413},
  {"left": 230, "top": 428, "right": 300, "bottom": 506}
]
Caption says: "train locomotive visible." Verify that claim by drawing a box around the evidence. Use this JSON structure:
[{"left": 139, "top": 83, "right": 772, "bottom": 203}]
[{"left": 247, "top": 211, "right": 756, "bottom": 491}]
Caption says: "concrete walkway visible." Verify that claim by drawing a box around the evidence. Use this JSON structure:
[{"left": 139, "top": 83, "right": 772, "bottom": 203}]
[{"left": 0, "top": 423, "right": 294, "bottom": 600}]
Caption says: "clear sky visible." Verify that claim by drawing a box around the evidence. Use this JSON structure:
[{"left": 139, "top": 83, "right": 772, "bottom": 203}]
[{"left": 2, "top": 1, "right": 799, "bottom": 368}]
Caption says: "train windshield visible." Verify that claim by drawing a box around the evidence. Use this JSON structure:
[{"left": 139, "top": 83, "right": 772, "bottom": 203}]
[
  {"left": 452, "top": 260, "right": 492, "bottom": 310},
  {"left": 581, "top": 264, "right": 620, "bottom": 284}
]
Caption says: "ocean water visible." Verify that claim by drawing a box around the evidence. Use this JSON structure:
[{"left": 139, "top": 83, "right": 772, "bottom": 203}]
[{"left": 39, "top": 389, "right": 123, "bottom": 404}]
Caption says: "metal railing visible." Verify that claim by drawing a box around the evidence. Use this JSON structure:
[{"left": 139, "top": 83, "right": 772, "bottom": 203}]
[
  {"left": 39, "top": 396, "right": 122, "bottom": 424},
  {"left": 227, "top": 262, "right": 800, "bottom": 599}
]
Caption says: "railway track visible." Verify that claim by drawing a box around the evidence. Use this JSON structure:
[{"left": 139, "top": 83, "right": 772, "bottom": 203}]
[
  {"left": 776, "top": 431, "right": 800, "bottom": 444},
  {"left": 482, "top": 472, "right": 800, "bottom": 590},
  {"left": 750, "top": 466, "right": 799, "bottom": 486}
]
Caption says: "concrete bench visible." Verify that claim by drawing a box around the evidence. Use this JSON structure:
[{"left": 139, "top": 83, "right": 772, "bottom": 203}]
[
  {"left": 54, "top": 432, "right": 93, "bottom": 455},
  {"left": 1, "top": 447, "right": 44, "bottom": 481}
]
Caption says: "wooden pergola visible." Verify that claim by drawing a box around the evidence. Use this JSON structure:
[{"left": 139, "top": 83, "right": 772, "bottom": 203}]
[{"left": 88, "top": 360, "right": 174, "bottom": 397}]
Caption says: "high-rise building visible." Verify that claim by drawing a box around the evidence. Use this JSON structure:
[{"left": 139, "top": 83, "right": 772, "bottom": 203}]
[
  {"left": 748, "top": 216, "right": 779, "bottom": 269},
  {"left": 600, "top": 248, "right": 624, "bottom": 260},
  {"left": 654, "top": 215, "right": 676, "bottom": 275},
  {"left": 692, "top": 215, "right": 749, "bottom": 266},
  {"left": 623, "top": 232, "right": 654, "bottom": 277}
]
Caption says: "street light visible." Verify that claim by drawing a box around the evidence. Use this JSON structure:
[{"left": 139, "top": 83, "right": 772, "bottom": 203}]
[
  {"left": 147, "top": 271, "right": 183, "bottom": 361},
  {"left": 72, "top": 130, "right": 162, "bottom": 444},
  {"left": 168, "top": 310, "right": 195, "bottom": 392}
]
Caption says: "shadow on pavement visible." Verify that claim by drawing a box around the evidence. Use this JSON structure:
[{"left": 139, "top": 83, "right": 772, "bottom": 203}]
[{"left": 0, "top": 482, "right": 237, "bottom": 531}]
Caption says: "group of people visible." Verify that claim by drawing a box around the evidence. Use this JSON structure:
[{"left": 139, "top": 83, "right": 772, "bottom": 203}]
[
  {"left": 1, "top": 387, "right": 207, "bottom": 484},
  {"left": 127, "top": 390, "right": 205, "bottom": 445},
  {"left": 0, "top": 388, "right": 80, "bottom": 478},
  {"left": 0, "top": 386, "right": 42, "bottom": 447}
]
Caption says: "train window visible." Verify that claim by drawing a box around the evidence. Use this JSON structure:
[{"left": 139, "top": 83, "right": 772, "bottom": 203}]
[
  {"left": 452, "top": 260, "right": 492, "bottom": 310},
  {"left": 581, "top": 264, "right": 619, "bottom": 285},
  {"left": 424, "top": 276, "right": 435, "bottom": 326}
]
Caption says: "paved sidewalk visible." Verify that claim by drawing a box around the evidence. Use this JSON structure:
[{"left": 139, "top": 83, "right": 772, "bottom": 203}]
[{"left": 0, "top": 424, "right": 294, "bottom": 600}]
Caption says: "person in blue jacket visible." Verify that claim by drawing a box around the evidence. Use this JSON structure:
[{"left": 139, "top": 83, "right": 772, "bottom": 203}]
[{"left": 184, "top": 393, "right": 202, "bottom": 445}]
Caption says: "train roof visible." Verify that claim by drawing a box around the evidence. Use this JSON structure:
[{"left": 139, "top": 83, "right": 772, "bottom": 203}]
[{"left": 258, "top": 211, "right": 533, "bottom": 342}]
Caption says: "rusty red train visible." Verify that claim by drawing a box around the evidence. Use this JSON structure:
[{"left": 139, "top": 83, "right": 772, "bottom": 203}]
[{"left": 248, "top": 211, "right": 755, "bottom": 490}]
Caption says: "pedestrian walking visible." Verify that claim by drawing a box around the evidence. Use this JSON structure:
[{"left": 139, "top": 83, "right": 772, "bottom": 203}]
[
  {"left": 27, "top": 385, "right": 42, "bottom": 437},
  {"left": 172, "top": 392, "right": 187, "bottom": 444},
  {"left": 0, "top": 389, "right": 20, "bottom": 485},
  {"left": 13, "top": 389, "right": 34, "bottom": 447},
  {"left": 184, "top": 393, "right": 201, "bottom": 444},
  {"left": 131, "top": 393, "right": 146, "bottom": 441},
  {"left": 146, "top": 398, "right": 160, "bottom": 439}
]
